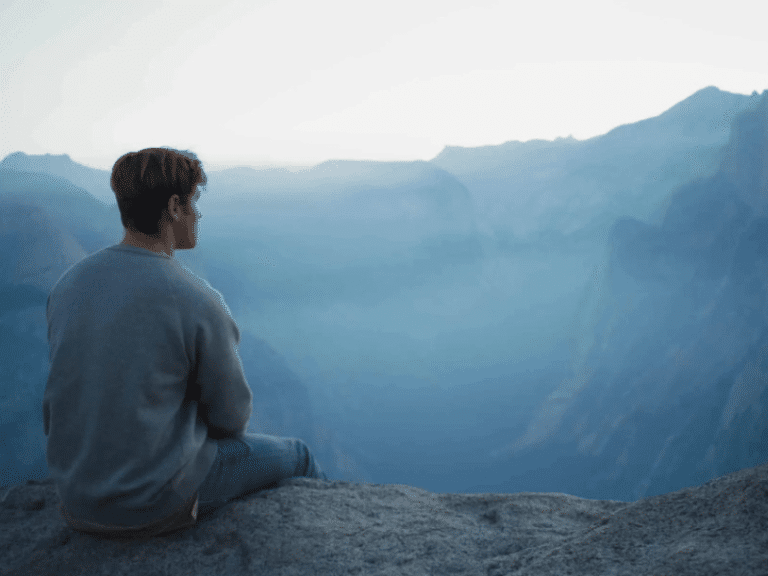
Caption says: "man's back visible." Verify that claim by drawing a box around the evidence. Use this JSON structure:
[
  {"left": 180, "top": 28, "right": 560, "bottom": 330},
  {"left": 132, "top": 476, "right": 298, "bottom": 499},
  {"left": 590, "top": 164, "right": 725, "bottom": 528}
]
[{"left": 44, "top": 243, "right": 253, "bottom": 533}]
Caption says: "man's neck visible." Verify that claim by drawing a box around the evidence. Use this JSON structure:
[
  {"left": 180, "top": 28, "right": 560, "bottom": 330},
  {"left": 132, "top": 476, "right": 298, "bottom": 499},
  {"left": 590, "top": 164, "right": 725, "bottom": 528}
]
[{"left": 121, "top": 233, "right": 173, "bottom": 258}]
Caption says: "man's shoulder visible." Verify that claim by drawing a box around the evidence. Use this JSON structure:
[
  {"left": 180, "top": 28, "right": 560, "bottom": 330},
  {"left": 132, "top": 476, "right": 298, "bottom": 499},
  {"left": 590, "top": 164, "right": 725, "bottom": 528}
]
[
  {"left": 172, "top": 263, "right": 231, "bottom": 315},
  {"left": 49, "top": 244, "right": 232, "bottom": 318}
]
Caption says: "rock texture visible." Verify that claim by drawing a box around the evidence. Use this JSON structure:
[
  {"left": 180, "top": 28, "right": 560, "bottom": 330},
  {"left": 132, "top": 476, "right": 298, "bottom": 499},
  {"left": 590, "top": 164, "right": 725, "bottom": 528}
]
[{"left": 1, "top": 461, "right": 766, "bottom": 576}]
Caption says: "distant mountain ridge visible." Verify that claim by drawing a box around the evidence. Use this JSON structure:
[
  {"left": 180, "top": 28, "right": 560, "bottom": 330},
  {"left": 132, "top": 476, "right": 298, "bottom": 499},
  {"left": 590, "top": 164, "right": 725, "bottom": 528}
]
[
  {"left": 2, "top": 86, "right": 758, "bottom": 226},
  {"left": 431, "top": 86, "right": 762, "bottom": 240},
  {"left": 0, "top": 152, "right": 114, "bottom": 207},
  {"left": 432, "top": 86, "right": 750, "bottom": 174}
]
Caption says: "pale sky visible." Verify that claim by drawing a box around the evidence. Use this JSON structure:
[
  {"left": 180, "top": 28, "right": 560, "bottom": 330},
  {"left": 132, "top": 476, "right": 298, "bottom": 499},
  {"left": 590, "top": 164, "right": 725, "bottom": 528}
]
[{"left": 1, "top": 0, "right": 767, "bottom": 171}]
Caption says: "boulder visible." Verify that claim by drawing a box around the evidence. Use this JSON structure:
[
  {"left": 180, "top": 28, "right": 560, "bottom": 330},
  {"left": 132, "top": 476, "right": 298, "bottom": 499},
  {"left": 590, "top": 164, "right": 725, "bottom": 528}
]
[{"left": 1, "top": 461, "right": 766, "bottom": 575}]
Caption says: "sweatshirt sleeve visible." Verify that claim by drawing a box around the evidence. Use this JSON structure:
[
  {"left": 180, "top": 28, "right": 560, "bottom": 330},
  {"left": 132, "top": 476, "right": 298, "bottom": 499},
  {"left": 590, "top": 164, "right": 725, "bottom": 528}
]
[{"left": 192, "top": 286, "right": 253, "bottom": 438}]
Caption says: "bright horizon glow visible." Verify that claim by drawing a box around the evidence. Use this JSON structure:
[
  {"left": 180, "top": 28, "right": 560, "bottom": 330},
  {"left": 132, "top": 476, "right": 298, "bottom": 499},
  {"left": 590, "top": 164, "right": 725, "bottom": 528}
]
[{"left": 1, "top": 0, "right": 767, "bottom": 171}]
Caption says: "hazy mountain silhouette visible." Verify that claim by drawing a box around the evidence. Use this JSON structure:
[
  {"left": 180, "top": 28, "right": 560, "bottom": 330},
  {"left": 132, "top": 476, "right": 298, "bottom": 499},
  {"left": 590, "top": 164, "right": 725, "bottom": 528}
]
[
  {"left": 431, "top": 86, "right": 760, "bottom": 243},
  {"left": 477, "top": 89, "right": 768, "bottom": 502},
  {"left": 0, "top": 153, "right": 114, "bottom": 207}
]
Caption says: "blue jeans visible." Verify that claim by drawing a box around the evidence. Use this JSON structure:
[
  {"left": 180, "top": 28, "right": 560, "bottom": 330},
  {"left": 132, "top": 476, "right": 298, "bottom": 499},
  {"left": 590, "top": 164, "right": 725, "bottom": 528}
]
[{"left": 196, "top": 433, "right": 328, "bottom": 516}]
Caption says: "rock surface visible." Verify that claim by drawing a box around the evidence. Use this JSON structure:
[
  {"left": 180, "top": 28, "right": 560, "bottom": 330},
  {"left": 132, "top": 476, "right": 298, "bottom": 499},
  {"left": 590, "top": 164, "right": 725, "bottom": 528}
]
[{"left": 1, "top": 461, "right": 766, "bottom": 576}]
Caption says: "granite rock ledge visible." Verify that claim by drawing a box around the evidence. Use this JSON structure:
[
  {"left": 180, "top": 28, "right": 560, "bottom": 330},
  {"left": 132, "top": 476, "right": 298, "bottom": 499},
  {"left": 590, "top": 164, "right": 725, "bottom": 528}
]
[{"left": 1, "top": 461, "right": 766, "bottom": 576}]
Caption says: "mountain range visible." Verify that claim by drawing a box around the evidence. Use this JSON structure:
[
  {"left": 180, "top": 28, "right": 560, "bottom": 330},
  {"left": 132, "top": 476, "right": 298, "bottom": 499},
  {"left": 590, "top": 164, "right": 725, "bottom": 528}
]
[{"left": 1, "top": 85, "right": 766, "bottom": 504}]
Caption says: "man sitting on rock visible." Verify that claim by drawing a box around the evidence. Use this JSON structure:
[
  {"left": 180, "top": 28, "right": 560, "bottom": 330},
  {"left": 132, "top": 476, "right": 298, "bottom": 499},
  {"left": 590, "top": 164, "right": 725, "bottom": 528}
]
[{"left": 43, "top": 146, "right": 327, "bottom": 538}]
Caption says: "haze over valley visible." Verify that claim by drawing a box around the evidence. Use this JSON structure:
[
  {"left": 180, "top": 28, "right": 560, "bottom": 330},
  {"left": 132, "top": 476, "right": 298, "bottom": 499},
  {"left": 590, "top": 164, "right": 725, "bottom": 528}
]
[{"left": 2, "top": 86, "right": 768, "bottom": 502}]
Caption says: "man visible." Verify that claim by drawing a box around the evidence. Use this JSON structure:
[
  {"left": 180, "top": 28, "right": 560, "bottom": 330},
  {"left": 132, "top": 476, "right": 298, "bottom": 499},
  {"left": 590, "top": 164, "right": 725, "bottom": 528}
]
[{"left": 44, "top": 147, "right": 326, "bottom": 538}]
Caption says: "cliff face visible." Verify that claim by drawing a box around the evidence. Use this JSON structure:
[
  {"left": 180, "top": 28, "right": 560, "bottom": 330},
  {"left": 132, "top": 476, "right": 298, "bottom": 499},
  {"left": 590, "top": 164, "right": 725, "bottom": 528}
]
[
  {"left": 1, "top": 461, "right": 766, "bottom": 576},
  {"left": 487, "top": 90, "right": 768, "bottom": 502}
]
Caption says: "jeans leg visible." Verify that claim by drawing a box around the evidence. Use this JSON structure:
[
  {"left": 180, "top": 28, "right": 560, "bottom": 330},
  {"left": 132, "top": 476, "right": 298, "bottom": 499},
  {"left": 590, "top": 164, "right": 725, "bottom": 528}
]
[{"left": 197, "top": 433, "right": 327, "bottom": 516}]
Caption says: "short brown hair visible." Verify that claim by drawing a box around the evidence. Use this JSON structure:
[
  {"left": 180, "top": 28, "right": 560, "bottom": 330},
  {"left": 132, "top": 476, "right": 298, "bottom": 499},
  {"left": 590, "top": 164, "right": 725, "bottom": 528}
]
[{"left": 111, "top": 147, "right": 207, "bottom": 237}]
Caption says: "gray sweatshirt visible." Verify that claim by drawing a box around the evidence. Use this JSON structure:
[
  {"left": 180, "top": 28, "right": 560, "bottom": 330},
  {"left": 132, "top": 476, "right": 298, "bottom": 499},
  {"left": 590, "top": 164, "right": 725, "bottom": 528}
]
[{"left": 43, "top": 243, "right": 253, "bottom": 535}]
